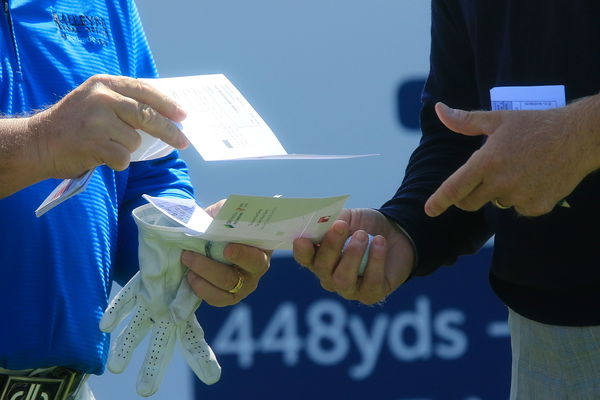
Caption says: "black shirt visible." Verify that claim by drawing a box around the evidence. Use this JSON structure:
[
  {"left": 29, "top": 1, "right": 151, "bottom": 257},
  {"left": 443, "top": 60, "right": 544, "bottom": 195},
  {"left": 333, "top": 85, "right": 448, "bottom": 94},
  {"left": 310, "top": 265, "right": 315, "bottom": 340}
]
[{"left": 379, "top": 0, "right": 600, "bottom": 326}]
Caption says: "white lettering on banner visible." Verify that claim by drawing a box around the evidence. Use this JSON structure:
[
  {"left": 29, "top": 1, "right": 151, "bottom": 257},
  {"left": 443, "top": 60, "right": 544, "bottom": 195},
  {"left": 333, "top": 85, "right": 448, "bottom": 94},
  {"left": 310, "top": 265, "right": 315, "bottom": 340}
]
[
  {"left": 388, "top": 296, "right": 467, "bottom": 362},
  {"left": 348, "top": 314, "right": 390, "bottom": 379},
  {"left": 305, "top": 299, "right": 350, "bottom": 365},
  {"left": 212, "top": 304, "right": 255, "bottom": 368},
  {"left": 434, "top": 308, "right": 467, "bottom": 359},
  {"left": 388, "top": 296, "right": 432, "bottom": 361},
  {"left": 258, "top": 302, "right": 302, "bottom": 366},
  {"left": 211, "top": 296, "right": 468, "bottom": 379}
]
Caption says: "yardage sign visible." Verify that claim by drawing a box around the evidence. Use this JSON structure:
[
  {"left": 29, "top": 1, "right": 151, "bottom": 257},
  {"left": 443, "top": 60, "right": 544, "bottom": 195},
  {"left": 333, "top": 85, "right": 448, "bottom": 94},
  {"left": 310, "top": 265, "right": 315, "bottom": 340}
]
[{"left": 194, "top": 247, "right": 510, "bottom": 400}]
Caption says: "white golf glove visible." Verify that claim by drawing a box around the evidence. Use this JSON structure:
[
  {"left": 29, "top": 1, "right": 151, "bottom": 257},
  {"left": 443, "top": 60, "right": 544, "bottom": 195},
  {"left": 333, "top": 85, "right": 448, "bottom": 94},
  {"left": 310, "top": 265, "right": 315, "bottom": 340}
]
[{"left": 100, "top": 203, "right": 230, "bottom": 397}]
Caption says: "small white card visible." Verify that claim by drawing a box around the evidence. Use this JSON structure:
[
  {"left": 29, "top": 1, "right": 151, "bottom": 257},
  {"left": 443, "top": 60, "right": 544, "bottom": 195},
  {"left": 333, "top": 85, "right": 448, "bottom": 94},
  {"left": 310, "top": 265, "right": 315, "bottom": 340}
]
[
  {"left": 142, "top": 195, "right": 214, "bottom": 233},
  {"left": 34, "top": 169, "right": 96, "bottom": 217},
  {"left": 143, "top": 193, "right": 349, "bottom": 250},
  {"left": 490, "top": 85, "right": 565, "bottom": 111}
]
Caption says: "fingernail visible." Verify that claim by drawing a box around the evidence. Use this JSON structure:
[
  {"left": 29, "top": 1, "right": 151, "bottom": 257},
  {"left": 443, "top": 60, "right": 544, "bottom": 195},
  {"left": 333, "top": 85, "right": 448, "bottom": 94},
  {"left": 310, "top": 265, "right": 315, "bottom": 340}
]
[
  {"left": 372, "top": 235, "right": 385, "bottom": 249},
  {"left": 181, "top": 250, "right": 192, "bottom": 265},
  {"left": 178, "top": 134, "right": 189, "bottom": 148},
  {"left": 176, "top": 105, "right": 187, "bottom": 118},
  {"left": 424, "top": 203, "right": 439, "bottom": 217},
  {"left": 333, "top": 222, "right": 346, "bottom": 236},
  {"left": 354, "top": 230, "right": 368, "bottom": 243},
  {"left": 225, "top": 244, "right": 239, "bottom": 261}
]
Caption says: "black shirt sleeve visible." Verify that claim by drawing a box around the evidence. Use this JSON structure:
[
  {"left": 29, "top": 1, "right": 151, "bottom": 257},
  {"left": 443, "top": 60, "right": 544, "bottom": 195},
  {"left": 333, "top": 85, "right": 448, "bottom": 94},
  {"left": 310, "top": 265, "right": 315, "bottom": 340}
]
[{"left": 378, "top": 0, "right": 493, "bottom": 277}]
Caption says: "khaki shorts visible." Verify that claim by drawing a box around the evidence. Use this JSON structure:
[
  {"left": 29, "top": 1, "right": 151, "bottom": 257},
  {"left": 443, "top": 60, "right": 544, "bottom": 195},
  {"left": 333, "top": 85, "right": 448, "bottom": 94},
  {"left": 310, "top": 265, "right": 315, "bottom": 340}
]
[{"left": 509, "top": 308, "right": 600, "bottom": 399}]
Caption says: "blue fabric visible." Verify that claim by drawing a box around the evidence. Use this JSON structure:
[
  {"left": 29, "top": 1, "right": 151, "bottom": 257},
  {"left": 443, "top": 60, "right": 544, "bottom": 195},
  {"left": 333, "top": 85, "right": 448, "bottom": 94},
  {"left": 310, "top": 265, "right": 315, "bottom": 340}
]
[
  {"left": 0, "top": 0, "right": 194, "bottom": 374},
  {"left": 378, "top": 0, "right": 600, "bottom": 326}
]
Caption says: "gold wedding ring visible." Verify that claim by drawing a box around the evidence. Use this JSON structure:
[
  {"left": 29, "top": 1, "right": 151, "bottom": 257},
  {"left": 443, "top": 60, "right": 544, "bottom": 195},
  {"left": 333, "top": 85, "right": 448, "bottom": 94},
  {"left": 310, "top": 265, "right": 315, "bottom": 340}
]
[
  {"left": 228, "top": 273, "right": 244, "bottom": 294},
  {"left": 493, "top": 199, "right": 511, "bottom": 209}
]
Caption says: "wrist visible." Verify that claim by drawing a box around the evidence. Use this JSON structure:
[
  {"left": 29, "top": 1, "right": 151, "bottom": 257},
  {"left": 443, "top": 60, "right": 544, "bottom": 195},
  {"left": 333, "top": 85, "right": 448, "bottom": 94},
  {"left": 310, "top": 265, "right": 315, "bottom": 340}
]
[
  {"left": 0, "top": 116, "right": 48, "bottom": 196},
  {"left": 25, "top": 111, "right": 53, "bottom": 180},
  {"left": 566, "top": 93, "right": 600, "bottom": 174}
]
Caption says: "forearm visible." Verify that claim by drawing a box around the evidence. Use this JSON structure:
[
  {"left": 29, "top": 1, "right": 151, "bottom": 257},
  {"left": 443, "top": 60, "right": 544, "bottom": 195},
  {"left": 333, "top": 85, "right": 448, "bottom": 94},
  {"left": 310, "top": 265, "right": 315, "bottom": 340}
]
[
  {"left": 568, "top": 92, "right": 600, "bottom": 175},
  {"left": 0, "top": 116, "right": 47, "bottom": 198}
]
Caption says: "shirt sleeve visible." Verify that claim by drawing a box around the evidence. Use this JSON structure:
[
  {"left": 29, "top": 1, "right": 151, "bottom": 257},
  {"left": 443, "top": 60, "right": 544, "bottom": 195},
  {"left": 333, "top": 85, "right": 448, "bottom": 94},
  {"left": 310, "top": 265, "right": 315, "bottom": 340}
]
[
  {"left": 112, "top": 150, "right": 195, "bottom": 285},
  {"left": 377, "top": 0, "right": 493, "bottom": 277}
]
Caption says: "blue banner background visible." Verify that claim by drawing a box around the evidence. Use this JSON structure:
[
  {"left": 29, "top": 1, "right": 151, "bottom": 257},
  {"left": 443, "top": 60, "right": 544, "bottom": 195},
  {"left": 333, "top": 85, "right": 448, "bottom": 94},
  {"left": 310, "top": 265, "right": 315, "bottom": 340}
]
[{"left": 194, "top": 246, "right": 511, "bottom": 400}]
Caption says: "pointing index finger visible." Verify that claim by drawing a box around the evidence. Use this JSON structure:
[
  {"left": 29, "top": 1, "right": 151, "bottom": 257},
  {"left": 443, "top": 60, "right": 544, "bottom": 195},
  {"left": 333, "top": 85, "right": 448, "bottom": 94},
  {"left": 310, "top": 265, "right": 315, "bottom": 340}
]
[
  {"left": 424, "top": 157, "right": 484, "bottom": 217},
  {"left": 102, "top": 75, "right": 187, "bottom": 121}
]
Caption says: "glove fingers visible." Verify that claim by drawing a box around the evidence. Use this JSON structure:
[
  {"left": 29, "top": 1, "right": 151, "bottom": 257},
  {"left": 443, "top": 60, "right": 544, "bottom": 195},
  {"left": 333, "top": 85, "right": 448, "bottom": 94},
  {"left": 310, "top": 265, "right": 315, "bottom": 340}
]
[
  {"left": 100, "top": 272, "right": 141, "bottom": 333},
  {"left": 170, "top": 277, "right": 202, "bottom": 324},
  {"left": 137, "top": 320, "right": 177, "bottom": 397},
  {"left": 107, "top": 305, "right": 152, "bottom": 374},
  {"left": 178, "top": 316, "right": 221, "bottom": 385}
]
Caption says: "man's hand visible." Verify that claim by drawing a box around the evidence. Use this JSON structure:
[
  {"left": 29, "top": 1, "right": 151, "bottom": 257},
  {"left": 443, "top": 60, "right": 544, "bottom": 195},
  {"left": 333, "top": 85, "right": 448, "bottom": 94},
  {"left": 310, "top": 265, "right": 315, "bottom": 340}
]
[
  {"left": 30, "top": 74, "right": 188, "bottom": 179},
  {"left": 293, "top": 208, "right": 415, "bottom": 305},
  {"left": 425, "top": 99, "right": 600, "bottom": 217},
  {"left": 181, "top": 200, "right": 272, "bottom": 307}
]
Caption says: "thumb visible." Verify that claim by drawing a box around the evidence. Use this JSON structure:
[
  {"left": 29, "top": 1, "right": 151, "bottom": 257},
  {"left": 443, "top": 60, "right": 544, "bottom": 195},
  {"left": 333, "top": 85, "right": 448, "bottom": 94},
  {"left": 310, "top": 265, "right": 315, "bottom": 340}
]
[
  {"left": 204, "top": 199, "right": 226, "bottom": 218},
  {"left": 435, "top": 102, "right": 501, "bottom": 136},
  {"left": 99, "top": 272, "right": 140, "bottom": 332}
]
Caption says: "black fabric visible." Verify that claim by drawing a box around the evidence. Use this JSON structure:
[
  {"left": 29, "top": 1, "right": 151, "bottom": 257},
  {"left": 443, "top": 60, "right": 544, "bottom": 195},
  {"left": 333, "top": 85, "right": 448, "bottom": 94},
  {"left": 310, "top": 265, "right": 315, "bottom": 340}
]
[{"left": 378, "top": 0, "right": 600, "bottom": 325}]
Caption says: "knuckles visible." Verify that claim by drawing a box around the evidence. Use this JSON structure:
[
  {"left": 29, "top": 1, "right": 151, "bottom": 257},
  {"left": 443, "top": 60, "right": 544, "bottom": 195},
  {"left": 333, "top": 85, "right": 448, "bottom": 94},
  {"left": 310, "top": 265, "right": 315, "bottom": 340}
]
[
  {"left": 136, "top": 102, "right": 158, "bottom": 126},
  {"left": 438, "top": 181, "right": 463, "bottom": 204},
  {"left": 130, "top": 130, "right": 143, "bottom": 151},
  {"left": 86, "top": 74, "right": 115, "bottom": 86},
  {"left": 110, "top": 152, "right": 132, "bottom": 171},
  {"left": 359, "top": 294, "right": 382, "bottom": 306},
  {"left": 331, "top": 273, "right": 355, "bottom": 293},
  {"left": 224, "top": 268, "right": 241, "bottom": 290},
  {"left": 341, "top": 288, "right": 384, "bottom": 306},
  {"left": 318, "top": 280, "right": 336, "bottom": 293},
  {"left": 455, "top": 197, "right": 483, "bottom": 212},
  {"left": 231, "top": 245, "right": 271, "bottom": 275}
]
